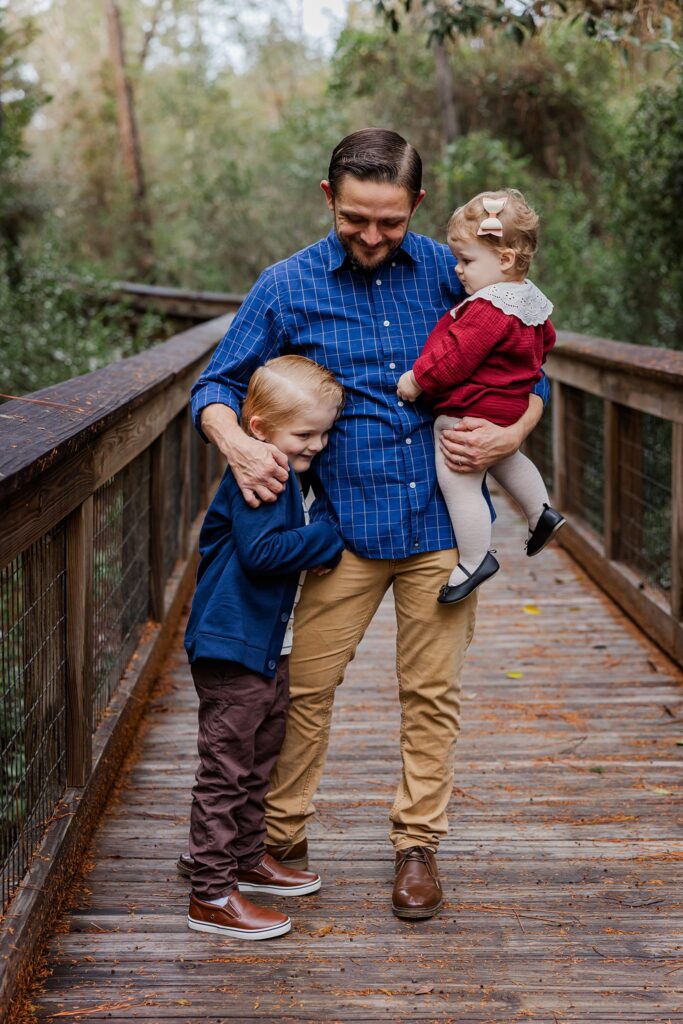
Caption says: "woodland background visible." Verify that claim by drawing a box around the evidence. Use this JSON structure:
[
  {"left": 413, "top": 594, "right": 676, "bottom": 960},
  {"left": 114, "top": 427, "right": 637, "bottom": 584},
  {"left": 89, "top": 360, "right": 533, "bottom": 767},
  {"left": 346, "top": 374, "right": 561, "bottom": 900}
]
[{"left": 1, "top": 0, "right": 682, "bottom": 397}]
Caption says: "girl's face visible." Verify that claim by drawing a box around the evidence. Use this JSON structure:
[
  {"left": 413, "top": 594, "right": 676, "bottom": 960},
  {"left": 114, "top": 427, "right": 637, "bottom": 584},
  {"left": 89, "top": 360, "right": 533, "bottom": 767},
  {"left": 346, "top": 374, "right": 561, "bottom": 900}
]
[
  {"left": 251, "top": 401, "right": 340, "bottom": 472},
  {"left": 449, "top": 237, "right": 518, "bottom": 295}
]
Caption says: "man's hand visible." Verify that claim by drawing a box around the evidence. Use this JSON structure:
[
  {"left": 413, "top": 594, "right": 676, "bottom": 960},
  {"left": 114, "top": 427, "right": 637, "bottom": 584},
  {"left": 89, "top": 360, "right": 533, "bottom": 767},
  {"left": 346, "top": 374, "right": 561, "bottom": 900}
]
[
  {"left": 440, "top": 394, "right": 543, "bottom": 473},
  {"left": 200, "top": 403, "right": 289, "bottom": 507},
  {"left": 397, "top": 370, "right": 422, "bottom": 402}
]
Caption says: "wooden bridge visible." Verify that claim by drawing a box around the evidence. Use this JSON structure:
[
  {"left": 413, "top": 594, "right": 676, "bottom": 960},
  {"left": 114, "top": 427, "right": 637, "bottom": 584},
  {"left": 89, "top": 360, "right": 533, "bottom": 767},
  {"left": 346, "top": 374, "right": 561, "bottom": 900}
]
[{"left": 1, "top": 287, "right": 682, "bottom": 1023}]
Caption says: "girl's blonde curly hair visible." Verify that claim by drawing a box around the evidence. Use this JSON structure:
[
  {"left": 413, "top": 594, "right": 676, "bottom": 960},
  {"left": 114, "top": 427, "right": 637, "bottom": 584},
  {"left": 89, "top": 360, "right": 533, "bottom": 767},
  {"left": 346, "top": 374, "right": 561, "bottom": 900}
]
[{"left": 447, "top": 188, "right": 540, "bottom": 275}]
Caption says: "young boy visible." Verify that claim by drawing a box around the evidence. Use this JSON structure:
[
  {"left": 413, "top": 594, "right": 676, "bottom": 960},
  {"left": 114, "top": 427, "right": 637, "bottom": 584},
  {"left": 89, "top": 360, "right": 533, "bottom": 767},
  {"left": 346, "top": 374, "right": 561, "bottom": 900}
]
[{"left": 183, "top": 356, "right": 345, "bottom": 940}]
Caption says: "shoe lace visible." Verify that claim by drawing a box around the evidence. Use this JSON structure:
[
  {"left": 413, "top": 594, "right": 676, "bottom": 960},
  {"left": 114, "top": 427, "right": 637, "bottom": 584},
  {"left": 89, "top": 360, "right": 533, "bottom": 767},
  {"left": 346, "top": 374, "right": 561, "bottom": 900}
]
[{"left": 399, "top": 846, "right": 439, "bottom": 882}]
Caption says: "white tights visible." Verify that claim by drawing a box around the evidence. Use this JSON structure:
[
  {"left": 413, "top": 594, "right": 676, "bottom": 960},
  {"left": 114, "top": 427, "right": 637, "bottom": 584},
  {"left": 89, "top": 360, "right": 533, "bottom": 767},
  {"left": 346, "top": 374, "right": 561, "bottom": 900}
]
[{"left": 434, "top": 414, "right": 550, "bottom": 588}]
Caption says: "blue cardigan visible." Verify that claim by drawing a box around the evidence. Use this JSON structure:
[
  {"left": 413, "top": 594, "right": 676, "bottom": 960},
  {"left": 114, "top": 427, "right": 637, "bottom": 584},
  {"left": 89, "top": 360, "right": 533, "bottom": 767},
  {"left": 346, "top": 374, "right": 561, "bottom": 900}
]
[{"left": 184, "top": 466, "right": 344, "bottom": 678}]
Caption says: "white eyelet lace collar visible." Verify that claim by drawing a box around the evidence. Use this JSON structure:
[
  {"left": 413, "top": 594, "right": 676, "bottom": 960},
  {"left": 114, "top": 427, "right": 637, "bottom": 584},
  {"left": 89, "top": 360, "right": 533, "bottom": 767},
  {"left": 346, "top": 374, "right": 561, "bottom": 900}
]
[{"left": 451, "top": 280, "right": 553, "bottom": 326}]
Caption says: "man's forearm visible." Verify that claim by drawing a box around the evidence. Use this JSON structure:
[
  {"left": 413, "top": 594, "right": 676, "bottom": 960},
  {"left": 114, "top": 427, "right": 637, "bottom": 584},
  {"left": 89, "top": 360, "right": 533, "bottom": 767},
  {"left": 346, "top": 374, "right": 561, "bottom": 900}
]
[{"left": 200, "top": 403, "right": 242, "bottom": 459}]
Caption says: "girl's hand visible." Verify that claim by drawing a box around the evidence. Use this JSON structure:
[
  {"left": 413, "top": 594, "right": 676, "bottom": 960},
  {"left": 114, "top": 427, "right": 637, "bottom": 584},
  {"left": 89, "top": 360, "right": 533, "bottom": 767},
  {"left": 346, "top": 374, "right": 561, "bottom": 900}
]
[{"left": 397, "top": 370, "right": 422, "bottom": 402}]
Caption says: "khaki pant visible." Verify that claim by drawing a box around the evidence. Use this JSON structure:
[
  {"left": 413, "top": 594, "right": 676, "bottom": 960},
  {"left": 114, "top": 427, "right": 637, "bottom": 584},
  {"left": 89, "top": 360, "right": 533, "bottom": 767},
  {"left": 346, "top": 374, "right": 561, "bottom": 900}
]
[{"left": 264, "top": 548, "right": 477, "bottom": 852}]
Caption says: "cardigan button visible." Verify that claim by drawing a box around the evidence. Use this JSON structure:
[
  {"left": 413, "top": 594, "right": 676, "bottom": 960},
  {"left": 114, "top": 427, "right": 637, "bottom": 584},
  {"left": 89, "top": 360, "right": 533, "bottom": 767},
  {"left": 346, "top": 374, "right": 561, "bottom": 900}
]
[
  {"left": 281, "top": 613, "right": 289, "bottom": 622},
  {"left": 268, "top": 660, "right": 276, "bottom": 670}
]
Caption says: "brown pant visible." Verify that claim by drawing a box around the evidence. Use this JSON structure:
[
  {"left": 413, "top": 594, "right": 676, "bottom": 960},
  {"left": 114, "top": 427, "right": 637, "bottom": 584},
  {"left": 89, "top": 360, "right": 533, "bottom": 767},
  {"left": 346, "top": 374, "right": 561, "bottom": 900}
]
[
  {"left": 265, "top": 549, "right": 477, "bottom": 852},
  {"left": 189, "top": 657, "right": 289, "bottom": 900}
]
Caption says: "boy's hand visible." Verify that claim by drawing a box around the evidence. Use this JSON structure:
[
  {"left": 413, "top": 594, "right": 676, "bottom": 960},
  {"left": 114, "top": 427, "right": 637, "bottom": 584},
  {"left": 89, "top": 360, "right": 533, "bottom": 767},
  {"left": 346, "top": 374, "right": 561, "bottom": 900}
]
[{"left": 397, "top": 370, "right": 422, "bottom": 402}]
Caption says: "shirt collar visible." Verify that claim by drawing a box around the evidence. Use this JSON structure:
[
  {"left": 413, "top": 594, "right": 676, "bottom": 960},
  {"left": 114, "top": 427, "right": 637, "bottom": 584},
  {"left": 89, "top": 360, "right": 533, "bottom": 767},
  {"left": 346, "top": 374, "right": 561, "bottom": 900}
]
[{"left": 325, "top": 229, "right": 422, "bottom": 273}]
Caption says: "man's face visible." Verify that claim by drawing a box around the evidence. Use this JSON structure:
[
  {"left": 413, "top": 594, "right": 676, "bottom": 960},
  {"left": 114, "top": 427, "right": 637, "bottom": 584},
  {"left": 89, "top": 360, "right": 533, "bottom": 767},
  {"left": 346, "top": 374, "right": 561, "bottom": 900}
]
[{"left": 322, "top": 176, "right": 424, "bottom": 271}]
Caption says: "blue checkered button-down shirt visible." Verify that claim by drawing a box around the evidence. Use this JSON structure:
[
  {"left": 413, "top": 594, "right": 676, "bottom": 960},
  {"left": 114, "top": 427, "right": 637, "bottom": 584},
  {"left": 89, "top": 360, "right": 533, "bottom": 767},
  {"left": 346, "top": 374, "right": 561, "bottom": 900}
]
[{"left": 191, "top": 229, "right": 549, "bottom": 559}]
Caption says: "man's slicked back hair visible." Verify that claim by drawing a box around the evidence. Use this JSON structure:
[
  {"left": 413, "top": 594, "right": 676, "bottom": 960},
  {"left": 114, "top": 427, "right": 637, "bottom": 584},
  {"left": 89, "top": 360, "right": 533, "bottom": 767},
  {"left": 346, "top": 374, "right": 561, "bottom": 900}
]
[{"left": 328, "top": 128, "right": 422, "bottom": 203}]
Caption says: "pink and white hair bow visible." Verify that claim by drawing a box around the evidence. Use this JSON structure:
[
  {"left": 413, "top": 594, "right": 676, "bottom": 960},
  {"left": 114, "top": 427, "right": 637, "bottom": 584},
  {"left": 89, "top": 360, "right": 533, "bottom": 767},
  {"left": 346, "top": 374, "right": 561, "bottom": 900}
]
[{"left": 477, "top": 196, "right": 507, "bottom": 238}]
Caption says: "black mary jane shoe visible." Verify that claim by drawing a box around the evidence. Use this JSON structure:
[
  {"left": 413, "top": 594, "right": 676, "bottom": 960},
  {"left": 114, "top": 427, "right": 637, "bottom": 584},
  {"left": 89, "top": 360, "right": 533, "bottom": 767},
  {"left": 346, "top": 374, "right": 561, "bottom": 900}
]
[
  {"left": 526, "top": 504, "right": 566, "bottom": 557},
  {"left": 437, "top": 551, "right": 500, "bottom": 605}
]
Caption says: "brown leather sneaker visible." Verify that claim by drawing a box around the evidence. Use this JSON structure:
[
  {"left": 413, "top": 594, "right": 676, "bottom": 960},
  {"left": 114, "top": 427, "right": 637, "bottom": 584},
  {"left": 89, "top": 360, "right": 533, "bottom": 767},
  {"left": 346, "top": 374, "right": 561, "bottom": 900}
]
[
  {"left": 236, "top": 853, "right": 321, "bottom": 896},
  {"left": 391, "top": 846, "right": 443, "bottom": 920},
  {"left": 187, "top": 891, "right": 291, "bottom": 940},
  {"left": 177, "top": 837, "right": 308, "bottom": 880}
]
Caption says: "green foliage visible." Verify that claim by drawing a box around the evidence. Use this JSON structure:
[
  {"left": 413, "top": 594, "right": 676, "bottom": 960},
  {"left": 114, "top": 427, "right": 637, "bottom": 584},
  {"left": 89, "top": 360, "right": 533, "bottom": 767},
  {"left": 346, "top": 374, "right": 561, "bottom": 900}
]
[
  {"left": 0, "top": 243, "right": 166, "bottom": 396},
  {"left": 376, "top": 0, "right": 682, "bottom": 51},
  {"left": 611, "top": 65, "right": 683, "bottom": 347}
]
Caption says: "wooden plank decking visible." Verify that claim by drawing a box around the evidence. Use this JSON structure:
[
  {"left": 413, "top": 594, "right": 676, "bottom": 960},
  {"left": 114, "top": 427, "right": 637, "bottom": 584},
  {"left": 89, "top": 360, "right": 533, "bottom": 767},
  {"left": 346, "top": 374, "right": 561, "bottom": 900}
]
[{"left": 27, "top": 491, "right": 683, "bottom": 1023}]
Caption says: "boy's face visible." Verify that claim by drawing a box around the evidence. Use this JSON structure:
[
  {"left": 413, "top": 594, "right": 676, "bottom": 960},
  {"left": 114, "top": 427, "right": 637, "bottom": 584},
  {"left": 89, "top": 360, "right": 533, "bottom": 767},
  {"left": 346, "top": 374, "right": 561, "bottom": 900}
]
[{"left": 252, "top": 401, "right": 340, "bottom": 472}]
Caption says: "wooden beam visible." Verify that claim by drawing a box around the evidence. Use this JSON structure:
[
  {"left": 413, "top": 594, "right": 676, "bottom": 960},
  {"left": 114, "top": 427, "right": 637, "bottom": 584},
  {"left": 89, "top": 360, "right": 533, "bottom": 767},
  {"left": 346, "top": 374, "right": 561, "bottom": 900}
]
[
  {"left": 552, "top": 380, "right": 567, "bottom": 511},
  {"left": 672, "top": 422, "right": 683, "bottom": 621},
  {"left": 149, "top": 430, "right": 166, "bottom": 622},
  {"left": 603, "top": 399, "right": 620, "bottom": 561},
  {"left": 178, "top": 408, "right": 191, "bottom": 561},
  {"left": 0, "top": 313, "right": 234, "bottom": 505},
  {"left": 65, "top": 498, "right": 93, "bottom": 786},
  {"left": 557, "top": 516, "right": 683, "bottom": 666}
]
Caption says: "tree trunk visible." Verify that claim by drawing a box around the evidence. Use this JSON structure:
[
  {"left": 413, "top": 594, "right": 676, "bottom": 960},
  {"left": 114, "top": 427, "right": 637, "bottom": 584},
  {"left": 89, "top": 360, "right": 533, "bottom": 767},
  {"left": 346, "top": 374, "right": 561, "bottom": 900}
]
[
  {"left": 105, "top": 0, "right": 154, "bottom": 274},
  {"left": 432, "top": 39, "right": 459, "bottom": 146}
]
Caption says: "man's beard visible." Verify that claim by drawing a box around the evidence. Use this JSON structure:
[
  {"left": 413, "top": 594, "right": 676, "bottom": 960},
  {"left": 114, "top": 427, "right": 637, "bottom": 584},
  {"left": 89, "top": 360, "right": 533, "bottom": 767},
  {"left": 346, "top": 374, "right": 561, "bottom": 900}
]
[{"left": 336, "top": 229, "right": 405, "bottom": 271}]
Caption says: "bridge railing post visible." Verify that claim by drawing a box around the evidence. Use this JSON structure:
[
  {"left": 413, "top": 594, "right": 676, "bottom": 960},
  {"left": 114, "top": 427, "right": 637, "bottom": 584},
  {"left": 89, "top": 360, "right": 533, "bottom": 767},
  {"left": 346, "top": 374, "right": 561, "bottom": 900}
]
[
  {"left": 65, "top": 498, "right": 94, "bottom": 787},
  {"left": 672, "top": 422, "right": 683, "bottom": 622}
]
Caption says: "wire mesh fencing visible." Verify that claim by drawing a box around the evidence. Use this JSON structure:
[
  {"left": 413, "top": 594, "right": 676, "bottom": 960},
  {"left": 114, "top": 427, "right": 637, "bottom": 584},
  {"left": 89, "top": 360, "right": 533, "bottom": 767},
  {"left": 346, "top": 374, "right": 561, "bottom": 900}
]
[
  {"left": 0, "top": 527, "right": 67, "bottom": 912},
  {"left": 617, "top": 412, "right": 672, "bottom": 594},
  {"left": 92, "top": 451, "right": 151, "bottom": 729},
  {"left": 564, "top": 388, "right": 604, "bottom": 535}
]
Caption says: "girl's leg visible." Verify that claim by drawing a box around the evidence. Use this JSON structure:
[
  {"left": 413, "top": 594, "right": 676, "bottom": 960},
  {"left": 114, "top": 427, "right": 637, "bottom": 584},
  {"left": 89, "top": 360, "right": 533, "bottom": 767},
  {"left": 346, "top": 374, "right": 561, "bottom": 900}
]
[
  {"left": 434, "top": 415, "right": 490, "bottom": 588},
  {"left": 487, "top": 450, "right": 549, "bottom": 530}
]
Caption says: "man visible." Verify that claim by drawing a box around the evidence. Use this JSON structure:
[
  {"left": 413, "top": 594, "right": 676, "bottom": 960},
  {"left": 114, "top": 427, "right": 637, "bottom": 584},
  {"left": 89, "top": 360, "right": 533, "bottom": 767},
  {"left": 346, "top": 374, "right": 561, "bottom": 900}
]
[{"left": 183, "top": 128, "right": 547, "bottom": 919}]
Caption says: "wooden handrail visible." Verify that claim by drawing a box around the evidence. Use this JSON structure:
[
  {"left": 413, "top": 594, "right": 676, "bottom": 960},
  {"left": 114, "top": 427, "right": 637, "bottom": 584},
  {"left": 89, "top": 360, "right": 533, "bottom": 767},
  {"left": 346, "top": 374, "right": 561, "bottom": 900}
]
[{"left": 538, "top": 332, "right": 683, "bottom": 665}]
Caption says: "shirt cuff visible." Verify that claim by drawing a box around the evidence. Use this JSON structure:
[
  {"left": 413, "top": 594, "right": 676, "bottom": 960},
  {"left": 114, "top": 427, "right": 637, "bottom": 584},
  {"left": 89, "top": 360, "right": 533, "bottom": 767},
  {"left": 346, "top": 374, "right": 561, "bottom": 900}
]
[
  {"left": 191, "top": 383, "right": 242, "bottom": 442},
  {"left": 532, "top": 374, "right": 550, "bottom": 406}
]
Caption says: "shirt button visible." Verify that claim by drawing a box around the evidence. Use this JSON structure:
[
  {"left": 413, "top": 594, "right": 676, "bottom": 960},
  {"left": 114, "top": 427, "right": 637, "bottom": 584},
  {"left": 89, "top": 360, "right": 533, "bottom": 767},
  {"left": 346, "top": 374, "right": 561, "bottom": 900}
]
[
  {"left": 376, "top": 279, "right": 382, "bottom": 285},
  {"left": 409, "top": 481, "right": 416, "bottom": 489},
  {"left": 383, "top": 320, "right": 390, "bottom": 327},
  {"left": 398, "top": 400, "right": 404, "bottom": 407},
  {"left": 406, "top": 438, "right": 412, "bottom": 445},
  {"left": 268, "top": 660, "right": 276, "bottom": 670},
  {"left": 389, "top": 362, "right": 396, "bottom": 369},
  {"left": 391, "top": 262, "right": 396, "bottom": 267},
  {"left": 281, "top": 613, "right": 289, "bottom": 622}
]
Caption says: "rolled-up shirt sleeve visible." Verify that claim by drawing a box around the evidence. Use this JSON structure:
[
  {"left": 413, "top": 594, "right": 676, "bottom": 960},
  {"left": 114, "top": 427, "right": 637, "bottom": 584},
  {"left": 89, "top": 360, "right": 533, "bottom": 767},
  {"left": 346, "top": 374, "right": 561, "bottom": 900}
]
[
  {"left": 532, "top": 371, "right": 550, "bottom": 405},
  {"left": 191, "top": 269, "right": 287, "bottom": 440}
]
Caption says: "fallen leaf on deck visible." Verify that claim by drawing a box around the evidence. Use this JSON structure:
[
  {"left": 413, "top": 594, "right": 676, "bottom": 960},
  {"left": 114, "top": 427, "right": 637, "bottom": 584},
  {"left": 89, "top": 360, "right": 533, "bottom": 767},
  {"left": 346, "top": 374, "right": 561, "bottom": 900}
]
[
  {"left": 648, "top": 786, "right": 672, "bottom": 796},
  {"left": 414, "top": 985, "right": 434, "bottom": 995},
  {"left": 506, "top": 671, "right": 524, "bottom": 679},
  {"left": 523, "top": 603, "right": 540, "bottom": 615},
  {"left": 310, "top": 923, "right": 333, "bottom": 937},
  {"left": 589, "top": 766, "right": 604, "bottom": 774}
]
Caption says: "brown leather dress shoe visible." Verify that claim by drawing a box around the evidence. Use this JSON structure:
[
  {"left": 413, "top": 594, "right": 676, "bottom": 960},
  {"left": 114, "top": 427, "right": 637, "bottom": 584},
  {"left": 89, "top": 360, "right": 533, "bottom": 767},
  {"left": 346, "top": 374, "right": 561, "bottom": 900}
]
[
  {"left": 236, "top": 853, "right": 321, "bottom": 896},
  {"left": 391, "top": 846, "right": 443, "bottom": 919},
  {"left": 187, "top": 891, "right": 291, "bottom": 940},
  {"left": 177, "top": 838, "right": 309, "bottom": 880}
]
